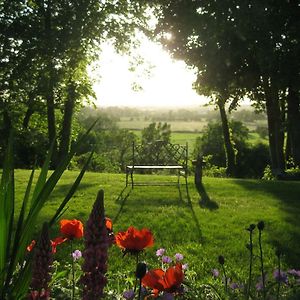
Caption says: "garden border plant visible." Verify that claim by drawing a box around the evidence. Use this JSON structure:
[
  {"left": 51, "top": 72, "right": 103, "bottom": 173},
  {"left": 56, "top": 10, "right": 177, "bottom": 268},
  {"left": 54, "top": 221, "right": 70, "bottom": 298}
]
[{"left": 0, "top": 121, "right": 96, "bottom": 299}]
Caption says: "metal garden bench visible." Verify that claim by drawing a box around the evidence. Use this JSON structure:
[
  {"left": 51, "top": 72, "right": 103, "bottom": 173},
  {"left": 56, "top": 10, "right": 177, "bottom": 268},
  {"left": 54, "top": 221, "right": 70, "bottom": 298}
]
[{"left": 125, "top": 140, "right": 188, "bottom": 189}]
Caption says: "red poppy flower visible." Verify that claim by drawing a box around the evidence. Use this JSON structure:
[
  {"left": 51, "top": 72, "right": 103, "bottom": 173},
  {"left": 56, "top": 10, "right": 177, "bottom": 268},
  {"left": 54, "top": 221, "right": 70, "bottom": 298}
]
[
  {"left": 105, "top": 217, "right": 113, "bottom": 231},
  {"left": 115, "top": 226, "right": 154, "bottom": 252},
  {"left": 60, "top": 219, "right": 84, "bottom": 239},
  {"left": 142, "top": 263, "right": 184, "bottom": 296},
  {"left": 51, "top": 236, "right": 68, "bottom": 253},
  {"left": 27, "top": 240, "right": 36, "bottom": 252}
]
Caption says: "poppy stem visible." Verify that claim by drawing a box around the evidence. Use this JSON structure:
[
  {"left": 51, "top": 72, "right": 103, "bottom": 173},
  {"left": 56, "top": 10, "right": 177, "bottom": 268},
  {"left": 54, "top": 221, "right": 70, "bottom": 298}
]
[
  {"left": 134, "top": 253, "right": 139, "bottom": 292},
  {"left": 276, "top": 253, "right": 281, "bottom": 300},
  {"left": 258, "top": 230, "right": 266, "bottom": 300},
  {"left": 138, "top": 278, "right": 142, "bottom": 300},
  {"left": 70, "top": 240, "right": 75, "bottom": 300}
]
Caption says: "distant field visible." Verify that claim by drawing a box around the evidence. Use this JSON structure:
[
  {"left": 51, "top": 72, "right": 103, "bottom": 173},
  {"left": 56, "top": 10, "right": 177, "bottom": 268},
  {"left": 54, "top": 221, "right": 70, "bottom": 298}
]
[
  {"left": 117, "top": 120, "right": 206, "bottom": 132},
  {"left": 119, "top": 119, "right": 268, "bottom": 154}
]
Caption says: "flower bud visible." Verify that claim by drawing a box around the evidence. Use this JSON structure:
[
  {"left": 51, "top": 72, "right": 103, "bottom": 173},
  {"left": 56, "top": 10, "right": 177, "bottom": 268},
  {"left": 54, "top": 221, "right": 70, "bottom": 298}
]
[
  {"left": 218, "top": 255, "right": 225, "bottom": 265},
  {"left": 136, "top": 262, "right": 147, "bottom": 279},
  {"left": 257, "top": 221, "right": 265, "bottom": 231},
  {"left": 247, "top": 224, "right": 256, "bottom": 232}
]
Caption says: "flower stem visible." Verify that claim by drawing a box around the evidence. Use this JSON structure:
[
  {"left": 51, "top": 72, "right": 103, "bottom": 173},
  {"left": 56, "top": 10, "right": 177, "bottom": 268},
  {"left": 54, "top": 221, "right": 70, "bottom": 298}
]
[
  {"left": 71, "top": 240, "right": 75, "bottom": 300},
  {"left": 222, "top": 264, "right": 228, "bottom": 293},
  {"left": 276, "top": 254, "right": 281, "bottom": 300},
  {"left": 134, "top": 252, "right": 140, "bottom": 292},
  {"left": 138, "top": 278, "right": 142, "bottom": 300},
  {"left": 247, "top": 230, "right": 254, "bottom": 299},
  {"left": 258, "top": 230, "right": 266, "bottom": 300}
]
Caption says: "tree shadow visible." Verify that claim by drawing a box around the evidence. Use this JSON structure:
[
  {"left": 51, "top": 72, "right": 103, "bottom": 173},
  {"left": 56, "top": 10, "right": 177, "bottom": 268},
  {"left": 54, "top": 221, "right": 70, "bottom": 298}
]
[
  {"left": 233, "top": 179, "right": 300, "bottom": 268},
  {"left": 113, "top": 186, "right": 132, "bottom": 224},
  {"left": 196, "top": 182, "right": 219, "bottom": 210},
  {"left": 185, "top": 184, "right": 204, "bottom": 243},
  {"left": 113, "top": 184, "right": 203, "bottom": 244}
]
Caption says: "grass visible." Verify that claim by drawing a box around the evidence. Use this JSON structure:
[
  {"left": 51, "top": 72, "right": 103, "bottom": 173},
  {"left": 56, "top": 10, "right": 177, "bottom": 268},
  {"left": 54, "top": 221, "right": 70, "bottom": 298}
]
[{"left": 14, "top": 169, "right": 300, "bottom": 296}]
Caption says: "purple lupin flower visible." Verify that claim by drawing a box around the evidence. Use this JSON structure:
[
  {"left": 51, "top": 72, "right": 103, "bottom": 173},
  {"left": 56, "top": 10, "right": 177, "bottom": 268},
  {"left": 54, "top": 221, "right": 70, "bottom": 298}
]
[
  {"left": 80, "top": 190, "right": 109, "bottom": 299},
  {"left": 29, "top": 223, "right": 53, "bottom": 300}
]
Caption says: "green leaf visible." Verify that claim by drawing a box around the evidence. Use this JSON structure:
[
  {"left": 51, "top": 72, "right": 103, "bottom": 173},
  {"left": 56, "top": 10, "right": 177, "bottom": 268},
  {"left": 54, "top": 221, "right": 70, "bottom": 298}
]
[
  {"left": 49, "top": 150, "right": 94, "bottom": 226},
  {"left": 0, "top": 135, "right": 14, "bottom": 291}
]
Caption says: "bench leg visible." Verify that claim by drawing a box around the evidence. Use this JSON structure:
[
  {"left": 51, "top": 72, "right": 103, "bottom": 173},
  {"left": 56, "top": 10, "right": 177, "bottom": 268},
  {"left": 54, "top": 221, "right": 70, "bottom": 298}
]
[{"left": 126, "top": 170, "right": 129, "bottom": 187}]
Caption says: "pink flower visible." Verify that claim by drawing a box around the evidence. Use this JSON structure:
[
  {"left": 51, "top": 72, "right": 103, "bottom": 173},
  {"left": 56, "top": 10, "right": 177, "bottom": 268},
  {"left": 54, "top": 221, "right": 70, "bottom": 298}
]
[
  {"left": 156, "top": 248, "right": 166, "bottom": 257},
  {"left": 72, "top": 250, "right": 82, "bottom": 261},
  {"left": 174, "top": 253, "right": 184, "bottom": 261}
]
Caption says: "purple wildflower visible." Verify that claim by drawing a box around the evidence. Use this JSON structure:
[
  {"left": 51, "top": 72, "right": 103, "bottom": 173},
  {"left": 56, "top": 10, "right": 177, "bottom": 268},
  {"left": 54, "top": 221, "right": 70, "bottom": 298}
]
[
  {"left": 212, "top": 268, "right": 220, "bottom": 278},
  {"left": 174, "top": 253, "right": 184, "bottom": 261},
  {"left": 162, "top": 256, "right": 172, "bottom": 264},
  {"left": 163, "top": 292, "right": 175, "bottom": 300},
  {"left": 288, "top": 269, "right": 300, "bottom": 277},
  {"left": 80, "top": 190, "right": 109, "bottom": 299},
  {"left": 182, "top": 263, "right": 188, "bottom": 270},
  {"left": 123, "top": 289, "right": 135, "bottom": 300},
  {"left": 72, "top": 249, "right": 82, "bottom": 261},
  {"left": 256, "top": 281, "right": 264, "bottom": 291},
  {"left": 230, "top": 282, "right": 239, "bottom": 290},
  {"left": 156, "top": 248, "right": 166, "bottom": 257},
  {"left": 273, "top": 269, "right": 288, "bottom": 284}
]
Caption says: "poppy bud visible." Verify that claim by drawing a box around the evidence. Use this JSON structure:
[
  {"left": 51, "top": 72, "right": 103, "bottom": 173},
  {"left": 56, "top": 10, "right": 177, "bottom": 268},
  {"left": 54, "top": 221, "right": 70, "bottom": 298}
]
[
  {"left": 218, "top": 255, "right": 225, "bottom": 265},
  {"left": 136, "top": 262, "right": 147, "bottom": 279},
  {"left": 257, "top": 221, "right": 265, "bottom": 231},
  {"left": 247, "top": 224, "right": 256, "bottom": 232}
]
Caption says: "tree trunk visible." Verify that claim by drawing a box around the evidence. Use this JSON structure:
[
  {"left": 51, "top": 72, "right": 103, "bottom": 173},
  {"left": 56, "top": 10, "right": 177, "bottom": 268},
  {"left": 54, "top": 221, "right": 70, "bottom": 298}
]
[
  {"left": 287, "top": 87, "right": 300, "bottom": 166},
  {"left": 44, "top": 0, "right": 58, "bottom": 168},
  {"left": 58, "top": 81, "right": 76, "bottom": 163},
  {"left": 217, "top": 97, "right": 236, "bottom": 177},
  {"left": 264, "top": 81, "right": 285, "bottom": 176}
]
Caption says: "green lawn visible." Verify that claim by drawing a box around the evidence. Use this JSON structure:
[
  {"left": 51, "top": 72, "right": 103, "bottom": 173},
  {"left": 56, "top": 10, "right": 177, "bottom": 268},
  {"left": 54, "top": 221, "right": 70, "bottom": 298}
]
[{"left": 14, "top": 170, "right": 300, "bottom": 297}]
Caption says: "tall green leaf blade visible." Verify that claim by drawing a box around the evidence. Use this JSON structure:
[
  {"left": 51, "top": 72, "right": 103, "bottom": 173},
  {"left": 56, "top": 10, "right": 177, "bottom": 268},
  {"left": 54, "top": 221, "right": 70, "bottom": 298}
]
[
  {"left": 17, "top": 120, "right": 97, "bottom": 262},
  {"left": 30, "top": 139, "right": 54, "bottom": 208},
  {"left": 49, "top": 150, "right": 94, "bottom": 226},
  {"left": 5, "top": 169, "right": 35, "bottom": 289},
  {"left": 0, "top": 135, "right": 14, "bottom": 291}
]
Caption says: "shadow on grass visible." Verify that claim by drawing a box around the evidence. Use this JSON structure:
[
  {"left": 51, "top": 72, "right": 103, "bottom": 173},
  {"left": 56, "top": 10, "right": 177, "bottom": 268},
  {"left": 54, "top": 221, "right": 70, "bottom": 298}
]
[
  {"left": 233, "top": 179, "right": 300, "bottom": 268},
  {"left": 186, "top": 184, "right": 204, "bottom": 243},
  {"left": 196, "top": 182, "right": 219, "bottom": 210},
  {"left": 113, "top": 186, "right": 132, "bottom": 224},
  {"left": 113, "top": 184, "right": 203, "bottom": 243},
  {"left": 52, "top": 182, "right": 96, "bottom": 194}
]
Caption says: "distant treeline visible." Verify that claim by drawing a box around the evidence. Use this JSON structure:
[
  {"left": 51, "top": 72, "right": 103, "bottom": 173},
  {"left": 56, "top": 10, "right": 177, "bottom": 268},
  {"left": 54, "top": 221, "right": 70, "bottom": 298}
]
[{"left": 92, "top": 106, "right": 267, "bottom": 125}]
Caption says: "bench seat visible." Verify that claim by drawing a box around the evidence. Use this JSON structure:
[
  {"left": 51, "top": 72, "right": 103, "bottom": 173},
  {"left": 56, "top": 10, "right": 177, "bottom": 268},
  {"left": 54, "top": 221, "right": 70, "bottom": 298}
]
[{"left": 126, "top": 165, "right": 184, "bottom": 169}]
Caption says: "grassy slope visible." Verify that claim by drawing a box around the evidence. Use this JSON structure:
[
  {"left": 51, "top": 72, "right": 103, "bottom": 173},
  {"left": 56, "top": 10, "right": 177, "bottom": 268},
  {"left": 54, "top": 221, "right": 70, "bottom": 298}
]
[{"left": 15, "top": 170, "right": 300, "bottom": 287}]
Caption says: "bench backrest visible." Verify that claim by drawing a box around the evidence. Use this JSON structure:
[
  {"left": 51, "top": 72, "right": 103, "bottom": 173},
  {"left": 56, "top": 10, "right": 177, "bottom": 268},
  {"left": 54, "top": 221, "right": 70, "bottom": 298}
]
[{"left": 130, "top": 140, "right": 188, "bottom": 167}]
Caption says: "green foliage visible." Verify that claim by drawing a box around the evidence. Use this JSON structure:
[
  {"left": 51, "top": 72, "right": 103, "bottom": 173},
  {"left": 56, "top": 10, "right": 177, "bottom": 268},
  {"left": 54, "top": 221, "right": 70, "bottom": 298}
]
[
  {"left": 194, "top": 121, "right": 269, "bottom": 178},
  {"left": 141, "top": 122, "right": 171, "bottom": 145},
  {"left": 0, "top": 126, "right": 94, "bottom": 298},
  {"left": 11, "top": 170, "right": 300, "bottom": 298}
]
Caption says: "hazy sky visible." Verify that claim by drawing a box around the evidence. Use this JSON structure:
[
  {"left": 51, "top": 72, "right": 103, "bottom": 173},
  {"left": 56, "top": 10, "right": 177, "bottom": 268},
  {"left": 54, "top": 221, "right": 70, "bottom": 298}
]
[{"left": 91, "top": 38, "right": 209, "bottom": 108}]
